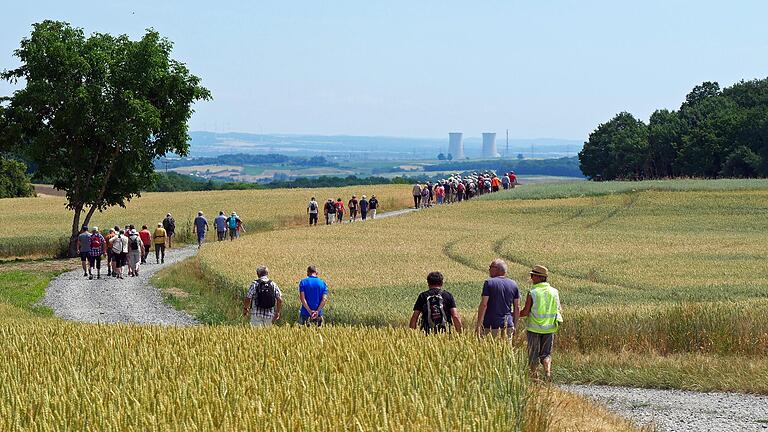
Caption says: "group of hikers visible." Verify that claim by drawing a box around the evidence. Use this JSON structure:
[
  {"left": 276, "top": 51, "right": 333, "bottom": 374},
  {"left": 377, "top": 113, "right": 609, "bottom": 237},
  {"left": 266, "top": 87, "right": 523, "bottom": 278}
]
[
  {"left": 411, "top": 171, "right": 518, "bottom": 208},
  {"left": 241, "top": 259, "right": 562, "bottom": 380},
  {"left": 75, "top": 210, "right": 250, "bottom": 279},
  {"left": 307, "top": 194, "right": 380, "bottom": 225},
  {"left": 191, "top": 210, "right": 246, "bottom": 248},
  {"left": 75, "top": 213, "right": 177, "bottom": 280}
]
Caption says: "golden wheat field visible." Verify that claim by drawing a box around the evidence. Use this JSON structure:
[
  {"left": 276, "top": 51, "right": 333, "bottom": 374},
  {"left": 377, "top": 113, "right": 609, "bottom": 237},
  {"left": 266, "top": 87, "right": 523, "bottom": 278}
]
[
  {"left": 0, "top": 312, "right": 638, "bottom": 432},
  {"left": 0, "top": 184, "right": 412, "bottom": 257},
  {"left": 199, "top": 188, "right": 768, "bottom": 315},
  {"left": 197, "top": 185, "right": 768, "bottom": 384}
]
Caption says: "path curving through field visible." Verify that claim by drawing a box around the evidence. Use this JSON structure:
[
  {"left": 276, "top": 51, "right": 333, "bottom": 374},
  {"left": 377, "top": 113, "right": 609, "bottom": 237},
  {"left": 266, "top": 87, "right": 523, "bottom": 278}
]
[
  {"left": 41, "top": 244, "right": 200, "bottom": 325},
  {"left": 41, "top": 207, "right": 417, "bottom": 326}
]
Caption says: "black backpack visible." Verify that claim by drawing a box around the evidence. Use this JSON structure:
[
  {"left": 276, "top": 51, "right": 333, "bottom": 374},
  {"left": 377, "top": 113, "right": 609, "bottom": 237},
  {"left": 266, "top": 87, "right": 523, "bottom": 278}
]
[
  {"left": 129, "top": 236, "right": 140, "bottom": 251},
  {"left": 252, "top": 280, "right": 276, "bottom": 309},
  {"left": 424, "top": 292, "right": 450, "bottom": 332},
  {"left": 309, "top": 201, "right": 318, "bottom": 211}
]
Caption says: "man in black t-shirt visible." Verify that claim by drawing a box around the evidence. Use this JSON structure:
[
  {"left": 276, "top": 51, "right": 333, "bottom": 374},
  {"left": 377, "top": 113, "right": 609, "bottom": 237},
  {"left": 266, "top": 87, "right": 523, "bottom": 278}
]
[{"left": 409, "top": 271, "right": 463, "bottom": 334}]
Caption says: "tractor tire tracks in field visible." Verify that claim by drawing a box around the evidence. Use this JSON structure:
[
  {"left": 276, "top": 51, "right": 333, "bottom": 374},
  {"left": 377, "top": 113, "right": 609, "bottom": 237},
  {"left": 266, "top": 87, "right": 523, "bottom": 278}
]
[{"left": 40, "top": 204, "right": 766, "bottom": 432}]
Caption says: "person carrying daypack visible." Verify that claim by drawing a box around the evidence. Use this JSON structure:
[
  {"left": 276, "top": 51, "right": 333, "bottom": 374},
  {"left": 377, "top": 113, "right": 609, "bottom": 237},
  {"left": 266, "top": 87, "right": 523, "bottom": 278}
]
[
  {"left": 242, "top": 266, "right": 283, "bottom": 327},
  {"left": 307, "top": 197, "right": 319, "bottom": 226},
  {"left": 410, "top": 271, "right": 463, "bottom": 334},
  {"left": 163, "top": 213, "right": 176, "bottom": 248},
  {"left": 127, "top": 229, "right": 144, "bottom": 277},
  {"left": 227, "top": 212, "right": 243, "bottom": 240},
  {"left": 88, "top": 227, "right": 106, "bottom": 280}
]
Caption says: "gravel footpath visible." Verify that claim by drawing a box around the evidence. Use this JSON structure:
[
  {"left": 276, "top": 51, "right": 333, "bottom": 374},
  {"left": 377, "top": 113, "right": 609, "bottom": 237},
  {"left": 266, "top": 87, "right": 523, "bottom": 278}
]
[
  {"left": 40, "top": 208, "right": 415, "bottom": 326},
  {"left": 41, "top": 244, "right": 199, "bottom": 326},
  {"left": 563, "top": 384, "right": 768, "bottom": 431}
]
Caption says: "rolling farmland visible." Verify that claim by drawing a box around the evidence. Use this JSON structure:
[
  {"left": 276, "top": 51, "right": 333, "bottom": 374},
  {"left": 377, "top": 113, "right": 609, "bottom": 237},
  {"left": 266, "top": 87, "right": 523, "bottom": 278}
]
[
  {"left": 2, "top": 179, "right": 767, "bottom": 430},
  {"left": 0, "top": 184, "right": 412, "bottom": 258}
]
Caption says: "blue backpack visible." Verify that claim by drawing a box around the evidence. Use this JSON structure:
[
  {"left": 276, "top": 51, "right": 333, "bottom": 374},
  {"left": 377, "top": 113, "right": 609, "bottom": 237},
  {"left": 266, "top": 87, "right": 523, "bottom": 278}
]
[{"left": 228, "top": 217, "right": 238, "bottom": 229}]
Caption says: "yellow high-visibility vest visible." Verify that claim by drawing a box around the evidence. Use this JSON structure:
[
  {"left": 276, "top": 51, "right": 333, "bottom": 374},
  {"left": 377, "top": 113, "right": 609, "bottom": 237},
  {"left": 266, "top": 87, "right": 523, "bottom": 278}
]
[{"left": 526, "top": 282, "right": 562, "bottom": 334}]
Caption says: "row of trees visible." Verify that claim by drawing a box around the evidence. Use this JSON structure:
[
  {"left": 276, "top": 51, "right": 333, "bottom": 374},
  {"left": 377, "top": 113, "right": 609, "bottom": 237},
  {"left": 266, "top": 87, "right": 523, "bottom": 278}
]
[{"left": 579, "top": 80, "right": 768, "bottom": 180}]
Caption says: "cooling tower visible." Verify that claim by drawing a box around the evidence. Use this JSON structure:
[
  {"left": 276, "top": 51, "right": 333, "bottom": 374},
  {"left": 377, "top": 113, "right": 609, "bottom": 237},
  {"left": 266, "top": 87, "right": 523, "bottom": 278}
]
[
  {"left": 482, "top": 132, "right": 499, "bottom": 158},
  {"left": 448, "top": 132, "right": 464, "bottom": 160}
]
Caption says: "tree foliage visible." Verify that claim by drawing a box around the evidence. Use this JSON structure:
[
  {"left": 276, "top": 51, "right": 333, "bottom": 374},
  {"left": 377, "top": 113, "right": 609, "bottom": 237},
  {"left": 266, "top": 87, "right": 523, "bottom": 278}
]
[
  {"left": 579, "top": 78, "right": 768, "bottom": 180},
  {"left": 0, "top": 21, "right": 210, "bottom": 255},
  {"left": 0, "top": 157, "right": 35, "bottom": 198}
]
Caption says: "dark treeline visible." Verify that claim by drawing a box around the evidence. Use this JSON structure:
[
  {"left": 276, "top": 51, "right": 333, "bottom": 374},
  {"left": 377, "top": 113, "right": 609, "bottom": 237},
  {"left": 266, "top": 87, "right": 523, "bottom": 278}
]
[
  {"left": 579, "top": 79, "right": 768, "bottom": 180},
  {"left": 423, "top": 157, "right": 583, "bottom": 177},
  {"left": 146, "top": 172, "right": 418, "bottom": 192},
  {"left": 155, "top": 153, "right": 337, "bottom": 169}
]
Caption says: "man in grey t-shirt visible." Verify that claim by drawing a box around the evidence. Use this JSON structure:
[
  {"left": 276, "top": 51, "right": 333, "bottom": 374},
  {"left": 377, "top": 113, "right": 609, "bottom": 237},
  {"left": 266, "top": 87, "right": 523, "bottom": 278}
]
[
  {"left": 475, "top": 258, "right": 520, "bottom": 340},
  {"left": 214, "top": 211, "right": 227, "bottom": 241},
  {"left": 77, "top": 226, "right": 91, "bottom": 277}
]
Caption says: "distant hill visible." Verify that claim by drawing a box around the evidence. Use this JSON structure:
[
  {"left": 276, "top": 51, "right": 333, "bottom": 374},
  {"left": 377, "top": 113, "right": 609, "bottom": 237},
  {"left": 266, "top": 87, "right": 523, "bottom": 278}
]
[{"left": 188, "top": 131, "right": 582, "bottom": 160}]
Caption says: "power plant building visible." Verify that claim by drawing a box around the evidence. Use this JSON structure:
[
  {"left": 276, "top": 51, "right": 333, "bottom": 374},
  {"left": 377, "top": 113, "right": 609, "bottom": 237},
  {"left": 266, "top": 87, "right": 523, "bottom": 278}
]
[
  {"left": 448, "top": 132, "right": 464, "bottom": 160},
  {"left": 482, "top": 132, "right": 499, "bottom": 158}
]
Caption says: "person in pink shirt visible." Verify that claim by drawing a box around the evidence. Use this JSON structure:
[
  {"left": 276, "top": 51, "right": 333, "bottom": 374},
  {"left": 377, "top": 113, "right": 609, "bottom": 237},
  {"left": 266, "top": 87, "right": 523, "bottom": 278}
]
[{"left": 435, "top": 184, "right": 446, "bottom": 205}]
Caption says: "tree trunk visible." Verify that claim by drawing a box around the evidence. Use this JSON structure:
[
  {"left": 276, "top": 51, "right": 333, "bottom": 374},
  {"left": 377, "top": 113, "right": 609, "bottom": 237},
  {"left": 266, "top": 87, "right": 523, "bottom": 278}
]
[
  {"left": 67, "top": 203, "right": 84, "bottom": 258},
  {"left": 82, "top": 205, "right": 98, "bottom": 232}
]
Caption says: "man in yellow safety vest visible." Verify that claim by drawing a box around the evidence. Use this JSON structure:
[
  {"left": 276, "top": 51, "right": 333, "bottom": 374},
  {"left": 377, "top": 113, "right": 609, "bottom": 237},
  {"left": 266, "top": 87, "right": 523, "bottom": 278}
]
[{"left": 519, "top": 265, "right": 562, "bottom": 381}]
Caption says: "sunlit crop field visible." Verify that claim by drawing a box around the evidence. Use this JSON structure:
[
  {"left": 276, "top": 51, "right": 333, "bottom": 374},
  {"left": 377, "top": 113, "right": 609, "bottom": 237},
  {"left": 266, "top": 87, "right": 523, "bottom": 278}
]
[
  {"left": 198, "top": 182, "right": 768, "bottom": 360},
  {"left": 0, "top": 316, "right": 639, "bottom": 432},
  {"left": 0, "top": 184, "right": 412, "bottom": 258}
]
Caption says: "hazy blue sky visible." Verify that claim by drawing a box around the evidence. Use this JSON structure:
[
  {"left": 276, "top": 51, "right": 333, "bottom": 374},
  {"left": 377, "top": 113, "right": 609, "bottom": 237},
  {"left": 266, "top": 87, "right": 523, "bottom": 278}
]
[{"left": 2, "top": 1, "right": 768, "bottom": 140}]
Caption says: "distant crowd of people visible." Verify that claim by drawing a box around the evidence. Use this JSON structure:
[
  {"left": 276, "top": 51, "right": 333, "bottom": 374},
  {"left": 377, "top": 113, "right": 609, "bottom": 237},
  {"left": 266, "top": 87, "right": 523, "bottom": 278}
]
[
  {"left": 75, "top": 209, "right": 250, "bottom": 279},
  {"left": 411, "top": 171, "right": 518, "bottom": 208},
  {"left": 241, "top": 259, "right": 561, "bottom": 380},
  {"left": 307, "top": 194, "right": 380, "bottom": 225}
]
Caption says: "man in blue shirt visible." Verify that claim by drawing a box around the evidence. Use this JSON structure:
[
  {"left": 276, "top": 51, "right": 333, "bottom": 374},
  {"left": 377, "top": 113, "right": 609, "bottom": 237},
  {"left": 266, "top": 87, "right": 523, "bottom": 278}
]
[
  {"left": 298, "top": 265, "right": 329, "bottom": 326},
  {"left": 193, "top": 211, "right": 209, "bottom": 248},
  {"left": 475, "top": 258, "right": 520, "bottom": 340}
]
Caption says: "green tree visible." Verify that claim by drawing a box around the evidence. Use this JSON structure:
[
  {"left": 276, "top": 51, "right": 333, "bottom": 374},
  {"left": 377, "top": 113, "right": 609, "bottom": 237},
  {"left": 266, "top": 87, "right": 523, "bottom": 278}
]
[
  {"left": 0, "top": 21, "right": 211, "bottom": 256},
  {"left": 0, "top": 157, "right": 35, "bottom": 198},
  {"left": 579, "top": 112, "right": 648, "bottom": 180},
  {"left": 647, "top": 109, "right": 685, "bottom": 178},
  {"left": 720, "top": 146, "right": 762, "bottom": 178},
  {"left": 678, "top": 91, "right": 739, "bottom": 177}
]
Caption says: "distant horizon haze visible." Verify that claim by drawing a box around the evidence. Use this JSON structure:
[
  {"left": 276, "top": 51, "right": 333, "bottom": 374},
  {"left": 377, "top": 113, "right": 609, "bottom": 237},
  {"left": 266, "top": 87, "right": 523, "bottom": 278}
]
[{"left": 3, "top": 1, "right": 768, "bottom": 140}]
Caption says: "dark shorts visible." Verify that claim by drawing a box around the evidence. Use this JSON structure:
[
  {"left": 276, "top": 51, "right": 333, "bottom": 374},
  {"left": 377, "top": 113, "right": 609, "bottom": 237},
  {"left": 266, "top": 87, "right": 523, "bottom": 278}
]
[
  {"left": 79, "top": 252, "right": 89, "bottom": 262},
  {"left": 114, "top": 252, "right": 127, "bottom": 267},
  {"left": 88, "top": 255, "right": 101, "bottom": 269},
  {"left": 527, "top": 331, "right": 554, "bottom": 366},
  {"left": 299, "top": 315, "right": 324, "bottom": 327}
]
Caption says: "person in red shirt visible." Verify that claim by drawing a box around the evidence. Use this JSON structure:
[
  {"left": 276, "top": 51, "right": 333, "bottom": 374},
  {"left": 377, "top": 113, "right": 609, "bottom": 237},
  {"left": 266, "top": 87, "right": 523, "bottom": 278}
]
[
  {"left": 508, "top": 171, "right": 518, "bottom": 188},
  {"left": 335, "top": 198, "right": 345, "bottom": 224},
  {"left": 139, "top": 225, "right": 152, "bottom": 264}
]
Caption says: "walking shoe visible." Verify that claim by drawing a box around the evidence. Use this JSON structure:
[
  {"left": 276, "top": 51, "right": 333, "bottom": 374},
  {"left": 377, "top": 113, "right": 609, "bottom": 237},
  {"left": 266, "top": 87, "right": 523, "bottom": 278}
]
[
  {"left": 88, "top": 274, "right": 93, "bottom": 280},
  {"left": 161, "top": 259, "right": 164, "bottom": 264},
  {"left": 83, "top": 272, "right": 88, "bottom": 277}
]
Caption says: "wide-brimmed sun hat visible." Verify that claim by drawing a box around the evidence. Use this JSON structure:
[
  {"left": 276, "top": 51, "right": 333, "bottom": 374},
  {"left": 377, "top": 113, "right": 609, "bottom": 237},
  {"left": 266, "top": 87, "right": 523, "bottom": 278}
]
[{"left": 530, "top": 265, "right": 549, "bottom": 277}]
